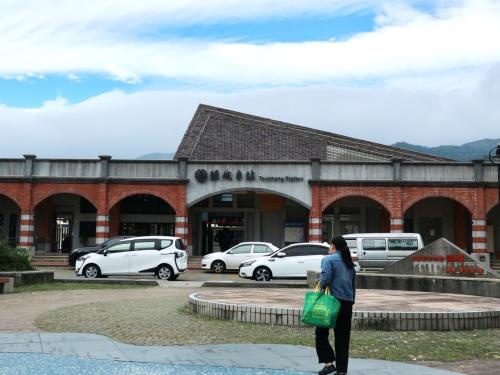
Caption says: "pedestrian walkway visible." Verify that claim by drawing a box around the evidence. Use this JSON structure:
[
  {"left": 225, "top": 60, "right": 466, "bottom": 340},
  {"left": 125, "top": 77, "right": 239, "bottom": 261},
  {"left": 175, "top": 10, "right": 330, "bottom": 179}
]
[{"left": 0, "top": 333, "right": 464, "bottom": 374}]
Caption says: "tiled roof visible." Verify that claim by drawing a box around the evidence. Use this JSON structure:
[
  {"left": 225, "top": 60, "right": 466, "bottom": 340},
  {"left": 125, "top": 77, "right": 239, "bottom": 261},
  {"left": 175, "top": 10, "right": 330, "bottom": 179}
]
[{"left": 174, "top": 104, "right": 450, "bottom": 162}]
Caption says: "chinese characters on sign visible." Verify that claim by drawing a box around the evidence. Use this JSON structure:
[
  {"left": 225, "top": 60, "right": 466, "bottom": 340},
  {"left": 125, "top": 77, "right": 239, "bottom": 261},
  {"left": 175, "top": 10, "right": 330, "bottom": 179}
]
[
  {"left": 194, "top": 169, "right": 303, "bottom": 183},
  {"left": 411, "top": 254, "right": 485, "bottom": 275}
]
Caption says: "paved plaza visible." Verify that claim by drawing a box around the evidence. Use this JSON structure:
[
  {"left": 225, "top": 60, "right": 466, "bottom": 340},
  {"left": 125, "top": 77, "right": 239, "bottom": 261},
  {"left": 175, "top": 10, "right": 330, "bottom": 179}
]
[
  {"left": 2, "top": 274, "right": 499, "bottom": 374},
  {"left": 0, "top": 333, "right": 464, "bottom": 375}
]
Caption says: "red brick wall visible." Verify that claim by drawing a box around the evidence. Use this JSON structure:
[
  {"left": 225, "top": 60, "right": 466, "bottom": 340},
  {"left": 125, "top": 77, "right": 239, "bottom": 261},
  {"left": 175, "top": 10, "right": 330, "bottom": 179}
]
[
  {"left": 107, "top": 184, "right": 186, "bottom": 214},
  {"left": 485, "top": 187, "right": 500, "bottom": 215},
  {"left": 401, "top": 187, "right": 482, "bottom": 218},
  {"left": 318, "top": 186, "right": 399, "bottom": 216},
  {"left": 0, "top": 182, "right": 32, "bottom": 211},
  {"left": 0, "top": 181, "right": 186, "bottom": 215}
]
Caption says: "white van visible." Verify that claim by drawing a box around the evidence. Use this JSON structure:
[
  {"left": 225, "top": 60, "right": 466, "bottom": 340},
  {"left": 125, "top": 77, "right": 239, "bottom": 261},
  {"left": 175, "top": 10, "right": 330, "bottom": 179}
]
[{"left": 343, "top": 233, "right": 424, "bottom": 270}]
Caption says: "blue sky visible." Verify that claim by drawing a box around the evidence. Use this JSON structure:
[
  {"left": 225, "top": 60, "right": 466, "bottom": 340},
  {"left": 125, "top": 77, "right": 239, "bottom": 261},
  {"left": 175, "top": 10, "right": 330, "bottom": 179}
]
[
  {"left": 0, "top": 9, "right": 376, "bottom": 108},
  {"left": 0, "top": 0, "right": 499, "bottom": 157}
]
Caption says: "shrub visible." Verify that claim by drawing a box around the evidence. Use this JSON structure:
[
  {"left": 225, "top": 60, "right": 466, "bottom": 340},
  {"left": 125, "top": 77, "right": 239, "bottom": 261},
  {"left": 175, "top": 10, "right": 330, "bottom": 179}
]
[{"left": 0, "top": 238, "right": 34, "bottom": 271}]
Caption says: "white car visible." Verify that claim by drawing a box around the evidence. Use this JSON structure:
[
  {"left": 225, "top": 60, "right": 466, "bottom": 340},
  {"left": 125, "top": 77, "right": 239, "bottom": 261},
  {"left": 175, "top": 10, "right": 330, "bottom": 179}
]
[
  {"left": 201, "top": 242, "right": 279, "bottom": 273},
  {"left": 75, "top": 236, "right": 188, "bottom": 280},
  {"left": 239, "top": 242, "right": 330, "bottom": 281}
]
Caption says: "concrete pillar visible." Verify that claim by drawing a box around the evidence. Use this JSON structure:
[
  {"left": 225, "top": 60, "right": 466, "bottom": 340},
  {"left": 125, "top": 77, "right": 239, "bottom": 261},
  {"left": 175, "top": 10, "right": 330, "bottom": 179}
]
[
  {"left": 95, "top": 214, "right": 110, "bottom": 244},
  {"left": 390, "top": 218, "right": 404, "bottom": 233},
  {"left": 310, "top": 158, "right": 321, "bottom": 180},
  {"left": 175, "top": 216, "right": 189, "bottom": 244},
  {"left": 391, "top": 158, "right": 402, "bottom": 181},
  {"left": 98, "top": 155, "right": 111, "bottom": 178},
  {"left": 472, "top": 159, "right": 484, "bottom": 182},
  {"left": 471, "top": 219, "right": 490, "bottom": 268},
  {"left": 178, "top": 157, "right": 188, "bottom": 179},
  {"left": 23, "top": 154, "right": 36, "bottom": 177},
  {"left": 18, "top": 213, "right": 34, "bottom": 250}
]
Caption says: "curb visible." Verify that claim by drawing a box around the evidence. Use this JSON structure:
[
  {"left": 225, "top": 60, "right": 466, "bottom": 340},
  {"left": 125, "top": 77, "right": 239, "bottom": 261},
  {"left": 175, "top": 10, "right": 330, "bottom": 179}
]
[
  {"left": 189, "top": 292, "right": 500, "bottom": 331},
  {"left": 202, "top": 281, "right": 307, "bottom": 288},
  {"left": 54, "top": 278, "right": 159, "bottom": 286}
]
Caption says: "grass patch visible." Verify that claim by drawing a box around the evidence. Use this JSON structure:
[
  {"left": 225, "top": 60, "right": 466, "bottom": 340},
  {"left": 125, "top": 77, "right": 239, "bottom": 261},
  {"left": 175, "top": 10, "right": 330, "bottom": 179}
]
[
  {"left": 35, "top": 291, "right": 500, "bottom": 362},
  {"left": 15, "top": 282, "right": 151, "bottom": 293}
]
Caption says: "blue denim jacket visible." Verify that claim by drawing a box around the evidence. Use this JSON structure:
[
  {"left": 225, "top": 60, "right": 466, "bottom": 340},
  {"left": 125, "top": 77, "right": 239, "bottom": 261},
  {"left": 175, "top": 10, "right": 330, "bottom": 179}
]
[{"left": 319, "top": 252, "right": 356, "bottom": 302}]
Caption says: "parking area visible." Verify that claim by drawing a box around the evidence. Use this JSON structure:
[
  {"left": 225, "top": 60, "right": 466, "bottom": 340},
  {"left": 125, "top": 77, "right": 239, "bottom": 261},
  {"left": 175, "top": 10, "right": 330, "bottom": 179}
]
[{"left": 37, "top": 266, "right": 244, "bottom": 283}]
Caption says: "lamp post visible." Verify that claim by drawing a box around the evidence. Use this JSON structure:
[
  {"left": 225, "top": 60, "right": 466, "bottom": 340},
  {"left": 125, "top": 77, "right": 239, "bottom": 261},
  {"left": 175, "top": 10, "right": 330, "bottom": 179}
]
[{"left": 488, "top": 144, "right": 500, "bottom": 203}]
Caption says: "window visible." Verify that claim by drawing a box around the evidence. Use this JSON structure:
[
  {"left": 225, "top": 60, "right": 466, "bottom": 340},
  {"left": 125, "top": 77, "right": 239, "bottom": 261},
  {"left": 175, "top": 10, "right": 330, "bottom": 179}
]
[
  {"left": 213, "top": 194, "right": 233, "bottom": 208},
  {"left": 388, "top": 238, "right": 418, "bottom": 251},
  {"left": 106, "top": 242, "right": 130, "bottom": 253},
  {"left": 253, "top": 245, "right": 272, "bottom": 253},
  {"left": 362, "top": 239, "right": 386, "bottom": 251},
  {"left": 134, "top": 240, "right": 157, "bottom": 251},
  {"left": 346, "top": 239, "right": 357, "bottom": 251},
  {"left": 175, "top": 239, "right": 186, "bottom": 250},
  {"left": 161, "top": 239, "right": 174, "bottom": 249},
  {"left": 281, "top": 246, "right": 309, "bottom": 257},
  {"left": 307, "top": 246, "right": 329, "bottom": 256},
  {"left": 228, "top": 245, "right": 252, "bottom": 254}
]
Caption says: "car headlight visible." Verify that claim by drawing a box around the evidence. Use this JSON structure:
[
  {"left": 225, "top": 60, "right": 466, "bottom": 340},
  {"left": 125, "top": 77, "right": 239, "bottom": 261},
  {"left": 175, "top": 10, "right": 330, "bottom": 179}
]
[
  {"left": 240, "top": 260, "right": 256, "bottom": 268},
  {"left": 80, "top": 255, "right": 91, "bottom": 261}
]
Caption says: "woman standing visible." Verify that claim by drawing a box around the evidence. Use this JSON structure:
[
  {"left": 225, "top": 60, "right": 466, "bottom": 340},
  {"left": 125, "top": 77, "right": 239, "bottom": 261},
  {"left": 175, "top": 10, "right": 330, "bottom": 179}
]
[{"left": 316, "top": 236, "right": 356, "bottom": 375}]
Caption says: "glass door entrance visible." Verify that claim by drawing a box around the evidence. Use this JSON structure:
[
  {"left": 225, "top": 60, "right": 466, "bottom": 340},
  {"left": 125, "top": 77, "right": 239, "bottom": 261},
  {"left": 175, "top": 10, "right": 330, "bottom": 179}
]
[
  {"left": 55, "top": 213, "right": 73, "bottom": 253},
  {"left": 200, "top": 213, "right": 245, "bottom": 255}
]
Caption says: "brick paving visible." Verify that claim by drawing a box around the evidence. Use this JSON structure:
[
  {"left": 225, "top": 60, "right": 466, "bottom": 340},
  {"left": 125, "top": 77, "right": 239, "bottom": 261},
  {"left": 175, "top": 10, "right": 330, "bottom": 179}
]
[{"left": 194, "top": 289, "right": 500, "bottom": 312}]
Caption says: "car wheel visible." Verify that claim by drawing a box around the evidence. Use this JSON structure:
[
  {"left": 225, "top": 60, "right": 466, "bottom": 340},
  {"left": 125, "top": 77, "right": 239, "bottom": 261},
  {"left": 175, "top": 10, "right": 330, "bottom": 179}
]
[
  {"left": 83, "top": 264, "right": 100, "bottom": 279},
  {"left": 254, "top": 267, "right": 272, "bottom": 282},
  {"left": 211, "top": 260, "right": 226, "bottom": 274},
  {"left": 157, "top": 264, "right": 175, "bottom": 280}
]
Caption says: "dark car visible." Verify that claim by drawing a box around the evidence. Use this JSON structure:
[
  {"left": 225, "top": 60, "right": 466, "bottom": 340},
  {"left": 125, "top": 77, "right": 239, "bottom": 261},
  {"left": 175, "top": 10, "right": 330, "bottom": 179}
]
[{"left": 68, "top": 236, "right": 133, "bottom": 266}]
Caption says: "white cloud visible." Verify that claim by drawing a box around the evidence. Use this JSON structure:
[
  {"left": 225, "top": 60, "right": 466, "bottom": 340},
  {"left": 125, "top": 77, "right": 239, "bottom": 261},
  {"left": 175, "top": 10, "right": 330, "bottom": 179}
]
[
  {"left": 40, "top": 96, "right": 69, "bottom": 110},
  {"left": 0, "top": 1, "right": 499, "bottom": 87},
  {"left": 0, "top": 64, "right": 499, "bottom": 158}
]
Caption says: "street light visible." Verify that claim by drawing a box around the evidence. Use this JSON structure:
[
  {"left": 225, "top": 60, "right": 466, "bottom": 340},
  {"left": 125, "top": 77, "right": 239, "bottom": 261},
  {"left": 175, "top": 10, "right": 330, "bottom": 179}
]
[{"left": 489, "top": 144, "right": 500, "bottom": 202}]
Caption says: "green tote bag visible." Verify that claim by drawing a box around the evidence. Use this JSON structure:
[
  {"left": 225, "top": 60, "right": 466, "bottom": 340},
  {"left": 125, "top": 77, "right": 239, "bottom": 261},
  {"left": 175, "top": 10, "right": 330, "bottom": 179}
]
[{"left": 301, "top": 283, "right": 341, "bottom": 328}]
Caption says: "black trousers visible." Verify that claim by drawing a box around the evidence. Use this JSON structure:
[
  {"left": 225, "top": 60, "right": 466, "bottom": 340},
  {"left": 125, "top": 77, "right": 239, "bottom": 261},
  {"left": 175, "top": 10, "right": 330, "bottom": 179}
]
[{"left": 315, "top": 298, "right": 353, "bottom": 373}]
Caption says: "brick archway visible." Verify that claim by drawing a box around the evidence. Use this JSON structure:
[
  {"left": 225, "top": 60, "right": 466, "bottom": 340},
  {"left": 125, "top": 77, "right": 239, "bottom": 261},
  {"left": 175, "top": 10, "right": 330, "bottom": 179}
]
[
  {"left": 402, "top": 188, "right": 475, "bottom": 217},
  {"left": 485, "top": 188, "right": 500, "bottom": 216},
  {"left": 0, "top": 182, "right": 26, "bottom": 210},
  {"left": 31, "top": 184, "right": 99, "bottom": 210},
  {"left": 0, "top": 192, "right": 21, "bottom": 211},
  {"left": 320, "top": 187, "right": 395, "bottom": 217},
  {"left": 107, "top": 187, "right": 181, "bottom": 214}
]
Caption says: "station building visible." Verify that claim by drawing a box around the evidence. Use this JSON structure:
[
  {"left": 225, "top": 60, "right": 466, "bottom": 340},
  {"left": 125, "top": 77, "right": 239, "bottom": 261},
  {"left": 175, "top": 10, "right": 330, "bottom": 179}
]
[{"left": 0, "top": 104, "right": 499, "bottom": 266}]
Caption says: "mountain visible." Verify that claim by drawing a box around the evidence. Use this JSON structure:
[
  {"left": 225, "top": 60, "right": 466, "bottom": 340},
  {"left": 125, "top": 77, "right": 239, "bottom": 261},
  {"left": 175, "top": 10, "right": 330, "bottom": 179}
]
[
  {"left": 392, "top": 139, "right": 500, "bottom": 161},
  {"left": 135, "top": 152, "right": 174, "bottom": 160},
  {"left": 135, "top": 139, "right": 500, "bottom": 162}
]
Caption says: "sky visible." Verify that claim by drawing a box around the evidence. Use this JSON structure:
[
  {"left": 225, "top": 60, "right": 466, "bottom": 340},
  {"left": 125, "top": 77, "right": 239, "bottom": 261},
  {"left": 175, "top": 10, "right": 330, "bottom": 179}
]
[{"left": 0, "top": 0, "right": 499, "bottom": 158}]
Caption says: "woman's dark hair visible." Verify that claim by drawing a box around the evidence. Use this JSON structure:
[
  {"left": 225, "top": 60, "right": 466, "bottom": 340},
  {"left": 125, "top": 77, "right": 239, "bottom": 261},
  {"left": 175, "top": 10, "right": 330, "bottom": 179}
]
[{"left": 331, "top": 236, "right": 355, "bottom": 269}]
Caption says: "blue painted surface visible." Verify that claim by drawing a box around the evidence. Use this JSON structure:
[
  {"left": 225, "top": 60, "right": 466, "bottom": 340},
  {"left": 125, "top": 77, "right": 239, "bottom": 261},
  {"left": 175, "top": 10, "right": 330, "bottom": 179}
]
[{"left": 0, "top": 353, "right": 313, "bottom": 375}]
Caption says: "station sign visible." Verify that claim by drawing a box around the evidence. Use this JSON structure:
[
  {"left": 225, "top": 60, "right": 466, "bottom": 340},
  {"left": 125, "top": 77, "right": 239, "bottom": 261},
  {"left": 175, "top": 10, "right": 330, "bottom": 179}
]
[{"left": 194, "top": 169, "right": 304, "bottom": 183}]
